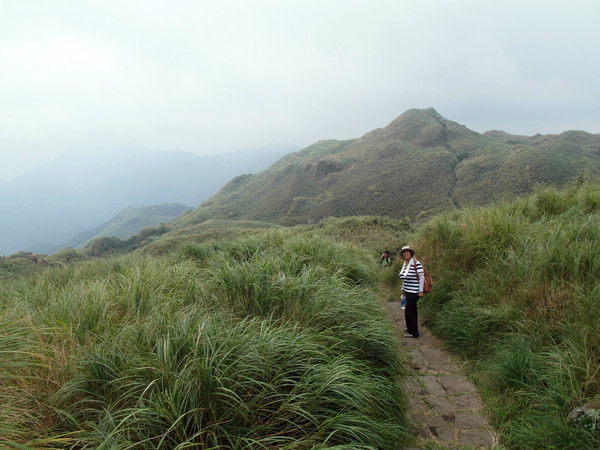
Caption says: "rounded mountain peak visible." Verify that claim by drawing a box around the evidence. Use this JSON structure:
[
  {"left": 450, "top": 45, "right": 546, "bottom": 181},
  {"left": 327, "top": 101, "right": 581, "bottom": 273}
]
[
  {"left": 376, "top": 108, "right": 448, "bottom": 147},
  {"left": 367, "top": 107, "right": 480, "bottom": 148}
]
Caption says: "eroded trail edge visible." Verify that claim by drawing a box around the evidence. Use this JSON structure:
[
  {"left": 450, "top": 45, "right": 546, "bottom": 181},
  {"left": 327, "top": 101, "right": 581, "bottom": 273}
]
[{"left": 386, "top": 302, "right": 497, "bottom": 449}]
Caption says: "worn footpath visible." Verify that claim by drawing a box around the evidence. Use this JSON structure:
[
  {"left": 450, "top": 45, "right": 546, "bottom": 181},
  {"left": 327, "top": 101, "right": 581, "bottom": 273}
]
[{"left": 386, "top": 302, "right": 498, "bottom": 449}]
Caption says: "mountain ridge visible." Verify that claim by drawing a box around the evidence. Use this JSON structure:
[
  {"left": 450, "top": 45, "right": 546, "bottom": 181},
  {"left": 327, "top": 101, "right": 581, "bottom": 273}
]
[
  {"left": 60, "top": 203, "right": 194, "bottom": 252},
  {"left": 174, "top": 108, "right": 600, "bottom": 230}
]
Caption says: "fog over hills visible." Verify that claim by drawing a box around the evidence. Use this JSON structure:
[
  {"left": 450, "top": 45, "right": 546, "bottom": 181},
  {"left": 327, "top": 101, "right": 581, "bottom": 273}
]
[{"left": 0, "top": 144, "right": 297, "bottom": 255}]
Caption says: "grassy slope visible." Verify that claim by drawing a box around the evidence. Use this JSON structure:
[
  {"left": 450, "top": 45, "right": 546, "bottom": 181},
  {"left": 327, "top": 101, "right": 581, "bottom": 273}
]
[
  {"left": 412, "top": 179, "right": 600, "bottom": 448},
  {"left": 0, "top": 232, "right": 412, "bottom": 448},
  {"left": 5, "top": 180, "right": 600, "bottom": 447}
]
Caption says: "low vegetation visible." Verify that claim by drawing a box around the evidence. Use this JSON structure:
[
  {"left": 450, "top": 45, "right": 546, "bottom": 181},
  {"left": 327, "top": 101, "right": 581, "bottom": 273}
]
[
  {"left": 0, "top": 252, "right": 50, "bottom": 281},
  {"left": 413, "top": 179, "right": 600, "bottom": 448},
  {"left": 0, "top": 233, "right": 411, "bottom": 448},
  {"left": 5, "top": 163, "right": 600, "bottom": 447}
]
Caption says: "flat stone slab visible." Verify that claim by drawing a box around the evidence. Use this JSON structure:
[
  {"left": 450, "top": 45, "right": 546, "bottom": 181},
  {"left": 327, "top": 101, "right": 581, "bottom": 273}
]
[
  {"left": 426, "top": 424, "right": 456, "bottom": 441},
  {"left": 421, "top": 375, "right": 447, "bottom": 396},
  {"left": 458, "top": 430, "right": 495, "bottom": 447},
  {"left": 438, "top": 374, "right": 476, "bottom": 394},
  {"left": 413, "top": 414, "right": 457, "bottom": 441},
  {"left": 428, "top": 362, "right": 459, "bottom": 373},
  {"left": 409, "top": 360, "right": 428, "bottom": 371},
  {"left": 410, "top": 348, "right": 426, "bottom": 359},
  {"left": 453, "top": 393, "right": 482, "bottom": 411},
  {"left": 408, "top": 395, "right": 428, "bottom": 412},
  {"left": 415, "top": 335, "right": 437, "bottom": 346},
  {"left": 454, "top": 413, "right": 488, "bottom": 429},
  {"left": 426, "top": 396, "right": 455, "bottom": 415},
  {"left": 419, "top": 347, "right": 451, "bottom": 363}
]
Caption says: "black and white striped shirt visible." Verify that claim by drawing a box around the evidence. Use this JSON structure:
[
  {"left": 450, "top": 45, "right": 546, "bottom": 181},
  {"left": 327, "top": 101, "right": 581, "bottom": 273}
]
[{"left": 399, "top": 259, "right": 424, "bottom": 293}]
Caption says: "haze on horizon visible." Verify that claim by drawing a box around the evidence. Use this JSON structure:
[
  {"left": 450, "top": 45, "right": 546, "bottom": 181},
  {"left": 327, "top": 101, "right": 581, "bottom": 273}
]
[{"left": 1, "top": 0, "right": 599, "bottom": 180}]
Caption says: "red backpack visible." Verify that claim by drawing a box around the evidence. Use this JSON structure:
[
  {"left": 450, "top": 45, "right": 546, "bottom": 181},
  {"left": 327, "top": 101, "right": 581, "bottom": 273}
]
[{"left": 413, "top": 260, "right": 433, "bottom": 293}]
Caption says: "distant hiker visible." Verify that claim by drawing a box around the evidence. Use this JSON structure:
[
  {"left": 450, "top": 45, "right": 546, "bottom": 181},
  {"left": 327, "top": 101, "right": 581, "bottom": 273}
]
[
  {"left": 379, "top": 250, "right": 392, "bottom": 267},
  {"left": 398, "top": 245, "right": 424, "bottom": 338}
]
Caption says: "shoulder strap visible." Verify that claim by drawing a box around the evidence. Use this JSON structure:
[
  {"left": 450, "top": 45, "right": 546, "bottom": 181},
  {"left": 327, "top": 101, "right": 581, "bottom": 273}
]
[{"left": 413, "top": 259, "right": 420, "bottom": 281}]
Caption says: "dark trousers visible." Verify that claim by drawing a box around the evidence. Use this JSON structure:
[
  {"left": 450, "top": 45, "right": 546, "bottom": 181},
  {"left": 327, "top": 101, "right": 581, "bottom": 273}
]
[{"left": 404, "top": 292, "right": 419, "bottom": 337}]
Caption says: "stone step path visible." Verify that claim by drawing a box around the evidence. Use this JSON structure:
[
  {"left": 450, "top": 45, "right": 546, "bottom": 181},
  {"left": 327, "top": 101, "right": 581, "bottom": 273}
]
[{"left": 386, "top": 302, "right": 497, "bottom": 449}]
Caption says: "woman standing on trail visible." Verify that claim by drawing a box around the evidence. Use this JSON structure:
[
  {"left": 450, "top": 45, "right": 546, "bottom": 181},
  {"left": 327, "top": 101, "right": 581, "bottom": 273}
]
[{"left": 398, "top": 245, "right": 424, "bottom": 338}]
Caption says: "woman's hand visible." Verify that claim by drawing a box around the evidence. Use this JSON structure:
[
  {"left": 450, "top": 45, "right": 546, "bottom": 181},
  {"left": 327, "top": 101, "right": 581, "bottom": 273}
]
[{"left": 418, "top": 292, "right": 424, "bottom": 297}]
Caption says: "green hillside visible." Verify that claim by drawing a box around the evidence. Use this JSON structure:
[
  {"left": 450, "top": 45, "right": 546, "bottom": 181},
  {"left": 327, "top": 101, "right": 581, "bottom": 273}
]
[
  {"left": 187, "top": 108, "right": 600, "bottom": 226},
  {"left": 39, "top": 108, "right": 599, "bottom": 260},
  {"left": 64, "top": 203, "right": 193, "bottom": 249},
  {"left": 3, "top": 176, "right": 600, "bottom": 447},
  {"left": 412, "top": 180, "right": 600, "bottom": 448}
]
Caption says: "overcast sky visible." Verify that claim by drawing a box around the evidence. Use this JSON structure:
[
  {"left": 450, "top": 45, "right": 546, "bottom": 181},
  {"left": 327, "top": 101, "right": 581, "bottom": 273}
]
[{"left": 1, "top": 0, "right": 599, "bottom": 180}]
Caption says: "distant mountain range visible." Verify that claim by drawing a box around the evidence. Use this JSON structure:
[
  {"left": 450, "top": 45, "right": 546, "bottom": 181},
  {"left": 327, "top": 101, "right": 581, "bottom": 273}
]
[
  {"left": 62, "top": 203, "right": 194, "bottom": 250},
  {"left": 0, "top": 144, "right": 298, "bottom": 255},
  {"left": 5, "top": 108, "right": 600, "bottom": 257},
  {"left": 171, "top": 108, "right": 600, "bottom": 229}
]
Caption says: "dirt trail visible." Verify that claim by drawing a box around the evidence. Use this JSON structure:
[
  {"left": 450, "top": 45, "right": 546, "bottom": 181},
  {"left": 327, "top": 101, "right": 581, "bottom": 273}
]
[{"left": 386, "top": 302, "right": 498, "bottom": 449}]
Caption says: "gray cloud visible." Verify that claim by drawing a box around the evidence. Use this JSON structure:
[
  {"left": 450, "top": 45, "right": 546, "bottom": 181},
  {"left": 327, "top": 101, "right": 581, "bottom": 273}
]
[{"left": 1, "top": 0, "right": 599, "bottom": 179}]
